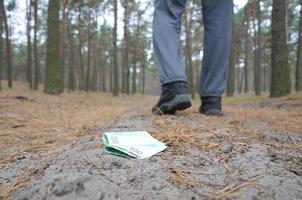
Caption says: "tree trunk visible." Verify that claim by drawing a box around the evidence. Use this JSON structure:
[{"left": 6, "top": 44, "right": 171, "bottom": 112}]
[
  {"left": 99, "top": 49, "right": 104, "bottom": 92},
  {"left": 101, "top": 52, "right": 107, "bottom": 92},
  {"left": 239, "top": 68, "right": 244, "bottom": 93},
  {"left": 77, "top": 2, "right": 84, "bottom": 90},
  {"left": 262, "top": 64, "right": 267, "bottom": 91},
  {"left": 85, "top": 6, "right": 92, "bottom": 92},
  {"left": 270, "top": 0, "right": 291, "bottom": 97},
  {"left": 244, "top": 7, "right": 249, "bottom": 93},
  {"left": 132, "top": 63, "right": 137, "bottom": 94},
  {"left": 141, "top": 52, "right": 146, "bottom": 95},
  {"left": 131, "top": 10, "right": 142, "bottom": 95},
  {"left": 67, "top": 6, "right": 75, "bottom": 92},
  {"left": 296, "top": 0, "right": 302, "bottom": 91},
  {"left": 1, "top": 0, "right": 12, "bottom": 88},
  {"left": 59, "top": 0, "right": 68, "bottom": 91},
  {"left": 254, "top": 0, "right": 262, "bottom": 96},
  {"left": 91, "top": 12, "right": 98, "bottom": 92},
  {"left": 109, "top": 59, "right": 112, "bottom": 92},
  {"left": 44, "top": 0, "right": 61, "bottom": 94},
  {"left": 227, "top": 19, "right": 237, "bottom": 97},
  {"left": 26, "top": 0, "right": 33, "bottom": 89},
  {"left": 92, "top": 41, "right": 98, "bottom": 91},
  {"left": 122, "top": 0, "right": 130, "bottom": 94},
  {"left": 235, "top": 66, "right": 240, "bottom": 93},
  {"left": 33, "top": 0, "right": 39, "bottom": 90},
  {"left": 112, "top": 0, "right": 119, "bottom": 96},
  {"left": 184, "top": 6, "right": 195, "bottom": 99}
]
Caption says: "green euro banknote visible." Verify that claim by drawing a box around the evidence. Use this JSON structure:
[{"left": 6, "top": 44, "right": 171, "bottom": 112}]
[{"left": 102, "top": 131, "right": 167, "bottom": 159}]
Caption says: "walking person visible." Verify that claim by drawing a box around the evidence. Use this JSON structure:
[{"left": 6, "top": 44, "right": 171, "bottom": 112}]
[{"left": 152, "top": 0, "right": 233, "bottom": 116}]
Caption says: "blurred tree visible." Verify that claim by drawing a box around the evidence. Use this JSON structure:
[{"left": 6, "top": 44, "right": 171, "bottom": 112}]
[
  {"left": 26, "top": 0, "right": 32, "bottom": 89},
  {"left": 184, "top": 2, "right": 195, "bottom": 99},
  {"left": 296, "top": 0, "right": 302, "bottom": 91},
  {"left": 270, "top": 0, "right": 291, "bottom": 97},
  {"left": 122, "top": 0, "right": 130, "bottom": 94},
  {"left": 243, "top": 1, "right": 253, "bottom": 93},
  {"left": 254, "top": 0, "right": 262, "bottom": 96},
  {"left": 227, "top": 18, "right": 238, "bottom": 97},
  {"left": 85, "top": 4, "right": 92, "bottom": 92},
  {"left": 66, "top": 4, "right": 75, "bottom": 92},
  {"left": 44, "top": 0, "right": 61, "bottom": 94},
  {"left": 60, "top": 0, "right": 69, "bottom": 91},
  {"left": 0, "top": 0, "right": 13, "bottom": 88},
  {"left": 33, "top": 0, "right": 39, "bottom": 90},
  {"left": 112, "top": 0, "right": 119, "bottom": 96},
  {"left": 77, "top": 0, "right": 85, "bottom": 90}
]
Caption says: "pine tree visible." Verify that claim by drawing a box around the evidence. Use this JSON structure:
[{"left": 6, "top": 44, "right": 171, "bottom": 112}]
[
  {"left": 296, "top": 0, "right": 302, "bottom": 91},
  {"left": 254, "top": 0, "right": 262, "bottom": 96},
  {"left": 270, "top": 0, "right": 291, "bottom": 97},
  {"left": 112, "top": 0, "right": 119, "bottom": 96},
  {"left": 227, "top": 19, "right": 238, "bottom": 97},
  {"left": 44, "top": 0, "right": 61, "bottom": 94},
  {"left": 26, "top": 0, "right": 33, "bottom": 89},
  {"left": 33, "top": 0, "right": 39, "bottom": 90},
  {"left": 0, "top": 0, "right": 13, "bottom": 88}
]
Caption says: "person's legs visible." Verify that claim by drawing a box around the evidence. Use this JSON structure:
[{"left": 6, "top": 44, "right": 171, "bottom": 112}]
[
  {"left": 153, "top": 0, "right": 187, "bottom": 84},
  {"left": 152, "top": 0, "right": 191, "bottom": 115},
  {"left": 200, "top": 0, "right": 233, "bottom": 115}
]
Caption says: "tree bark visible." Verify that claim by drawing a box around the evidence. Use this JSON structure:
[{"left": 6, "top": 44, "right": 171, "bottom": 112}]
[
  {"left": 91, "top": 11, "right": 98, "bottom": 92},
  {"left": 109, "top": 59, "right": 113, "bottom": 92},
  {"left": 85, "top": 6, "right": 92, "bottom": 92},
  {"left": 122, "top": 0, "right": 130, "bottom": 94},
  {"left": 244, "top": 5, "right": 250, "bottom": 93},
  {"left": 59, "top": 0, "right": 68, "bottom": 91},
  {"left": 112, "top": 0, "right": 119, "bottom": 96},
  {"left": 92, "top": 40, "right": 98, "bottom": 91},
  {"left": 26, "top": 0, "right": 33, "bottom": 89},
  {"left": 141, "top": 52, "right": 146, "bottom": 95},
  {"left": 77, "top": 2, "right": 84, "bottom": 90},
  {"left": 98, "top": 48, "right": 104, "bottom": 92},
  {"left": 296, "top": 0, "right": 302, "bottom": 91},
  {"left": 33, "top": 0, "right": 39, "bottom": 90},
  {"left": 131, "top": 10, "right": 142, "bottom": 95},
  {"left": 235, "top": 66, "right": 240, "bottom": 93},
  {"left": 1, "top": 0, "right": 12, "bottom": 88},
  {"left": 239, "top": 68, "right": 244, "bottom": 93},
  {"left": 67, "top": 10, "right": 75, "bottom": 92},
  {"left": 132, "top": 63, "right": 137, "bottom": 94},
  {"left": 270, "top": 0, "right": 291, "bottom": 97},
  {"left": 44, "top": 0, "right": 61, "bottom": 94},
  {"left": 100, "top": 51, "right": 107, "bottom": 92},
  {"left": 227, "top": 19, "right": 237, "bottom": 97},
  {"left": 254, "top": 0, "right": 262, "bottom": 96},
  {"left": 184, "top": 5, "right": 195, "bottom": 99}
]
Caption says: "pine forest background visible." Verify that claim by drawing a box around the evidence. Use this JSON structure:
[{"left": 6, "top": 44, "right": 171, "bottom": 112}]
[{"left": 0, "top": 0, "right": 301, "bottom": 98}]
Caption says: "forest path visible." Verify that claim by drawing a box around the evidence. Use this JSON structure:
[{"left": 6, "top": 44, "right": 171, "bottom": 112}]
[{"left": 0, "top": 91, "right": 302, "bottom": 200}]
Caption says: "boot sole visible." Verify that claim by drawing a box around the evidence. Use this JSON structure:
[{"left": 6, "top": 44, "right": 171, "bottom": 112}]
[
  {"left": 155, "top": 94, "right": 192, "bottom": 115},
  {"left": 200, "top": 108, "right": 224, "bottom": 116}
]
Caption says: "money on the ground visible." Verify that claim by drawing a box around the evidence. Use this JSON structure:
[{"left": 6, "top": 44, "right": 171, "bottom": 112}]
[{"left": 102, "top": 131, "right": 167, "bottom": 159}]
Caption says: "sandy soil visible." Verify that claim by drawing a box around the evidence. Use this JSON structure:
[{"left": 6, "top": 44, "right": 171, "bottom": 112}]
[{"left": 0, "top": 90, "right": 302, "bottom": 200}]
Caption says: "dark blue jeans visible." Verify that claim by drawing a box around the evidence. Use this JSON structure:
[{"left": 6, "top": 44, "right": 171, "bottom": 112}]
[{"left": 153, "top": 0, "right": 233, "bottom": 97}]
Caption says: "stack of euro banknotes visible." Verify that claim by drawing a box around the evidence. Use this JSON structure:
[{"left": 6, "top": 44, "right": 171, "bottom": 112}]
[{"left": 102, "top": 131, "right": 167, "bottom": 159}]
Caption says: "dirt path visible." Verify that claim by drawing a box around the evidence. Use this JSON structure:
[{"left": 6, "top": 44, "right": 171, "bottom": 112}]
[{"left": 1, "top": 96, "right": 302, "bottom": 200}]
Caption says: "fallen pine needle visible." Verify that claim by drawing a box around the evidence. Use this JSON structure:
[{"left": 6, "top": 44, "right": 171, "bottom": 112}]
[{"left": 210, "top": 174, "right": 267, "bottom": 200}]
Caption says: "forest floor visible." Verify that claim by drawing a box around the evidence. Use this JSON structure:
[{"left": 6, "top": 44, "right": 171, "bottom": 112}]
[{"left": 0, "top": 83, "right": 302, "bottom": 200}]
